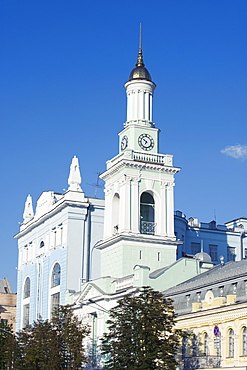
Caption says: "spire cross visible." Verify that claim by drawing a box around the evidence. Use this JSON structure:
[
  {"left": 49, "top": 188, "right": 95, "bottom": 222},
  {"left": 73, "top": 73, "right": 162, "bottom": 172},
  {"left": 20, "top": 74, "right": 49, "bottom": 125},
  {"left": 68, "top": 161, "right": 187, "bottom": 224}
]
[{"left": 136, "top": 23, "right": 144, "bottom": 67}]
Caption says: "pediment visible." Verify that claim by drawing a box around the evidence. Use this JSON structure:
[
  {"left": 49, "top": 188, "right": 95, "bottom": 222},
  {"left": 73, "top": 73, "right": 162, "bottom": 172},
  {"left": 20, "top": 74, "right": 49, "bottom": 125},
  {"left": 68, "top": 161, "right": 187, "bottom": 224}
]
[{"left": 74, "top": 282, "right": 105, "bottom": 306}]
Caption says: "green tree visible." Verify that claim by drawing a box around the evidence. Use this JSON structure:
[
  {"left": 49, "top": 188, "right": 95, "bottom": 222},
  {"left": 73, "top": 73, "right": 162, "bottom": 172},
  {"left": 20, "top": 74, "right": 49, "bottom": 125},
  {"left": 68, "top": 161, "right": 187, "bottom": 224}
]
[
  {"left": 14, "top": 305, "right": 90, "bottom": 370},
  {"left": 0, "top": 321, "right": 16, "bottom": 370},
  {"left": 51, "top": 305, "right": 90, "bottom": 368},
  {"left": 15, "top": 319, "right": 63, "bottom": 369},
  {"left": 101, "top": 286, "right": 183, "bottom": 370}
]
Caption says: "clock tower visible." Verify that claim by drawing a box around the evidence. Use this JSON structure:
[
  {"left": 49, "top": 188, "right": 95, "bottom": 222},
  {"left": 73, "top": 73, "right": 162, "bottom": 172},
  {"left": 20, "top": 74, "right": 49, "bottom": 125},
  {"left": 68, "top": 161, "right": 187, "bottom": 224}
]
[{"left": 98, "top": 33, "right": 181, "bottom": 278}]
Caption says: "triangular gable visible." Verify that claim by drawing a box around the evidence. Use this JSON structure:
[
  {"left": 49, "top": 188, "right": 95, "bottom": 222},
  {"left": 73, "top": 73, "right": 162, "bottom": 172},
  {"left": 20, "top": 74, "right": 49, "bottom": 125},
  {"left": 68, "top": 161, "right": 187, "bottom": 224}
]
[{"left": 74, "top": 282, "right": 106, "bottom": 305}]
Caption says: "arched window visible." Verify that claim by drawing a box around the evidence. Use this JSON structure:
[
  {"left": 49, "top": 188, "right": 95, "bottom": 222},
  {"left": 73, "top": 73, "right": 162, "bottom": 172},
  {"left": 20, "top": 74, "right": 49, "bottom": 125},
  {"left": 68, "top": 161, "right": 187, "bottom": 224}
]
[
  {"left": 23, "top": 277, "right": 30, "bottom": 298},
  {"left": 140, "top": 192, "right": 155, "bottom": 235},
  {"left": 40, "top": 240, "right": 44, "bottom": 248},
  {"left": 228, "top": 329, "right": 234, "bottom": 357},
  {"left": 243, "top": 327, "right": 247, "bottom": 356},
  {"left": 51, "top": 263, "right": 61, "bottom": 288},
  {"left": 203, "top": 333, "right": 209, "bottom": 356}
]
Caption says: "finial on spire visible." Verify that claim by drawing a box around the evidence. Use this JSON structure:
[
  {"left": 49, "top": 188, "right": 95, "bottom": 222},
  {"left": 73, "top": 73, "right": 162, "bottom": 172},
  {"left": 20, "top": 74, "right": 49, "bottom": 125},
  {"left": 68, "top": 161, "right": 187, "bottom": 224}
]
[
  {"left": 68, "top": 156, "right": 82, "bottom": 192},
  {"left": 136, "top": 23, "right": 145, "bottom": 67},
  {"left": 23, "top": 194, "right": 34, "bottom": 223},
  {"left": 139, "top": 23, "right": 142, "bottom": 50}
]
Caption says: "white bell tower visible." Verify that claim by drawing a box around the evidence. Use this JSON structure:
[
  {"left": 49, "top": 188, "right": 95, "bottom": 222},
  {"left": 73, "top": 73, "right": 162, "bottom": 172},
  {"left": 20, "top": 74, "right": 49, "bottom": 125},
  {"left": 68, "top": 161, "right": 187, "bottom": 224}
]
[{"left": 98, "top": 29, "right": 181, "bottom": 278}]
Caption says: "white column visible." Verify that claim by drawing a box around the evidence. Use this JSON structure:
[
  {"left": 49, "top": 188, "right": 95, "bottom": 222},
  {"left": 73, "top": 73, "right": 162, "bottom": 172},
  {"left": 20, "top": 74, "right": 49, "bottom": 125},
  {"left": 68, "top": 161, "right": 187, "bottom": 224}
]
[
  {"left": 130, "top": 91, "right": 135, "bottom": 121},
  {"left": 127, "top": 92, "right": 130, "bottom": 122},
  {"left": 139, "top": 90, "right": 144, "bottom": 120},
  {"left": 103, "top": 186, "right": 113, "bottom": 238},
  {"left": 166, "top": 182, "right": 175, "bottom": 237},
  {"left": 131, "top": 177, "right": 140, "bottom": 233},
  {"left": 144, "top": 91, "right": 149, "bottom": 121},
  {"left": 149, "top": 94, "right": 153, "bottom": 121},
  {"left": 160, "top": 181, "right": 167, "bottom": 236}
]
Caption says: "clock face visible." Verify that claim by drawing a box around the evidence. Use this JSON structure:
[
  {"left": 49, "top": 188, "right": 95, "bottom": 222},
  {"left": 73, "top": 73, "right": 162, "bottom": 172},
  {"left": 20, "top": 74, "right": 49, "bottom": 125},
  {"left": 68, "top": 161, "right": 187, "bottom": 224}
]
[
  {"left": 121, "top": 135, "right": 128, "bottom": 151},
  {"left": 138, "top": 134, "right": 154, "bottom": 151}
]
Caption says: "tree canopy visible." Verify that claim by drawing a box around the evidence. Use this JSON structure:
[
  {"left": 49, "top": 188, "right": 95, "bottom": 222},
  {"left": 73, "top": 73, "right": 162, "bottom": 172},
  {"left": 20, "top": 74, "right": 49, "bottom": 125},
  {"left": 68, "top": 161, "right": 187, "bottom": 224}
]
[
  {"left": 2, "top": 305, "right": 89, "bottom": 370},
  {"left": 0, "top": 320, "right": 16, "bottom": 370},
  {"left": 101, "top": 286, "right": 183, "bottom": 370}
]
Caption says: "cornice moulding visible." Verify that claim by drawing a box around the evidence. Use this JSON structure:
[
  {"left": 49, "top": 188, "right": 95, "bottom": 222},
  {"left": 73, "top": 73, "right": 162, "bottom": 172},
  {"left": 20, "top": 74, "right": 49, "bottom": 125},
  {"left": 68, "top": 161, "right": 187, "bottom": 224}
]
[
  {"left": 97, "top": 232, "right": 179, "bottom": 250},
  {"left": 15, "top": 197, "right": 89, "bottom": 239},
  {"left": 101, "top": 158, "right": 180, "bottom": 181}
]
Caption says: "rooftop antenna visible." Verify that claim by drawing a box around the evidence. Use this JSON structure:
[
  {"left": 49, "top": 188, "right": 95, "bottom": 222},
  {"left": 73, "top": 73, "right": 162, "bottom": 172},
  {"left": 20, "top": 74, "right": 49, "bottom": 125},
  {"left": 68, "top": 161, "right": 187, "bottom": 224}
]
[
  {"left": 214, "top": 209, "right": 217, "bottom": 222},
  {"left": 88, "top": 172, "right": 103, "bottom": 198}
]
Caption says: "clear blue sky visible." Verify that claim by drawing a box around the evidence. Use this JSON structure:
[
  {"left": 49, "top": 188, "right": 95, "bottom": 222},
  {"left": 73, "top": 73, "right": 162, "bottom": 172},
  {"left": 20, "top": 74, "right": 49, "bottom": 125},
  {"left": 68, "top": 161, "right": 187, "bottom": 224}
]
[{"left": 1, "top": 0, "right": 247, "bottom": 291}]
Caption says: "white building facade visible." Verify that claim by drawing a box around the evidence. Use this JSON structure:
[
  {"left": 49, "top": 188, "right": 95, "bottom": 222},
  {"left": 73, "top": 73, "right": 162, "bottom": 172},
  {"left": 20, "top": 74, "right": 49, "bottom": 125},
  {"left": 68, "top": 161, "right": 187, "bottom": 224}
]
[{"left": 15, "top": 157, "right": 104, "bottom": 331}]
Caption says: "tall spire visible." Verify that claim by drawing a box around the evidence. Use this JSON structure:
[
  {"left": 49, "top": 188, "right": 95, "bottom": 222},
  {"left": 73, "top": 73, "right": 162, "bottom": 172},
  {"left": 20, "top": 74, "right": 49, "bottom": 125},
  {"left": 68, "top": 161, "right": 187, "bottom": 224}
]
[
  {"left": 23, "top": 194, "right": 34, "bottom": 223},
  {"left": 68, "top": 156, "right": 82, "bottom": 192},
  {"left": 136, "top": 23, "right": 144, "bottom": 67},
  {"left": 129, "top": 24, "right": 152, "bottom": 81}
]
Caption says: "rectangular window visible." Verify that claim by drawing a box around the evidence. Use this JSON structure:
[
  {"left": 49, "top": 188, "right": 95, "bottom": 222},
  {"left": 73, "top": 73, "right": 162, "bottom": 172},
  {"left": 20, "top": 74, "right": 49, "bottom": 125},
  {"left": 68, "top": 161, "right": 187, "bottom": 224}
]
[
  {"left": 232, "top": 283, "right": 237, "bottom": 294},
  {"left": 227, "top": 247, "right": 236, "bottom": 262},
  {"left": 139, "top": 250, "right": 142, "bottom": 260},
  {"left": 157, "top": 252, "right": 160, "bottom": 261},
  {"left": 59, "top": 227, "right": 63, "bottom": 245},
  {"left": 51, "top": 292, "right": 60, "bottom": 313},
  {"left": 209, "top": 244, "right": 218, "bottom": 261},
  {"left": 23, "top": 244, "right": 28, "bottom": 263},
  {"left": 27, "top": 242, "right": 32, "bottom": 261},
  {"left": 191, "top": 242, "right": 200, "bottom": 255},
  {"left": 228, "top": 330, "right": 234, "bottom": 357},
  {"left": 186, "top": 295, "right": 190, "bottom": 307},
  {"left": 23, "top": 304, "right": 30, "bottom": 328},
  {"left": 245, "top": 248, "right": 247, "bottom": 259},
  {"left": 51, "top": 228, "right": 56, "bottom": 248}
]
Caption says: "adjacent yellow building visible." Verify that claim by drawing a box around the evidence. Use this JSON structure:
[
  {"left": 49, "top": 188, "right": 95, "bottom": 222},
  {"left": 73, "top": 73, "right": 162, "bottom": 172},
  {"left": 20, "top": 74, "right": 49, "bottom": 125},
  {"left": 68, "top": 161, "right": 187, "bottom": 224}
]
[{"left": 165, "top": 255, "right": 247, "bottom": 370}]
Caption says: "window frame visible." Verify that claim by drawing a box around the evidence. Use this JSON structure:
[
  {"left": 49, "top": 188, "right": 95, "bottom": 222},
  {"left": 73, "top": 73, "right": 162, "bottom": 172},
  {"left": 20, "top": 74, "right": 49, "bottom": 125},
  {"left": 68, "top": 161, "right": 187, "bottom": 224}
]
[
  {"left": 228, "top": 328, "right": 234, "bottom": 358},
  {"left": 23, "top": 277, "right": 30, "bottom": 299},
  {"left": 242, "top": 327, "right": 247, "bottom": 356},
  {"left": 51, "top": 262, "right": 61, "bottom": 288}
]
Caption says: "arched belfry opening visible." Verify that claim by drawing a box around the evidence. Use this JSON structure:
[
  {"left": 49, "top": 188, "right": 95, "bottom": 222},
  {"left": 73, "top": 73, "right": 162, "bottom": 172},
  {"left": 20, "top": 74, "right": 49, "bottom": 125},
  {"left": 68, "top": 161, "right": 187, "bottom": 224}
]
[
  {"left": 140, "top": 192, "right": 155, "bottom": 235},
  {"left": 112, "top": 193, "right": 120, "bottom": 234}
]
